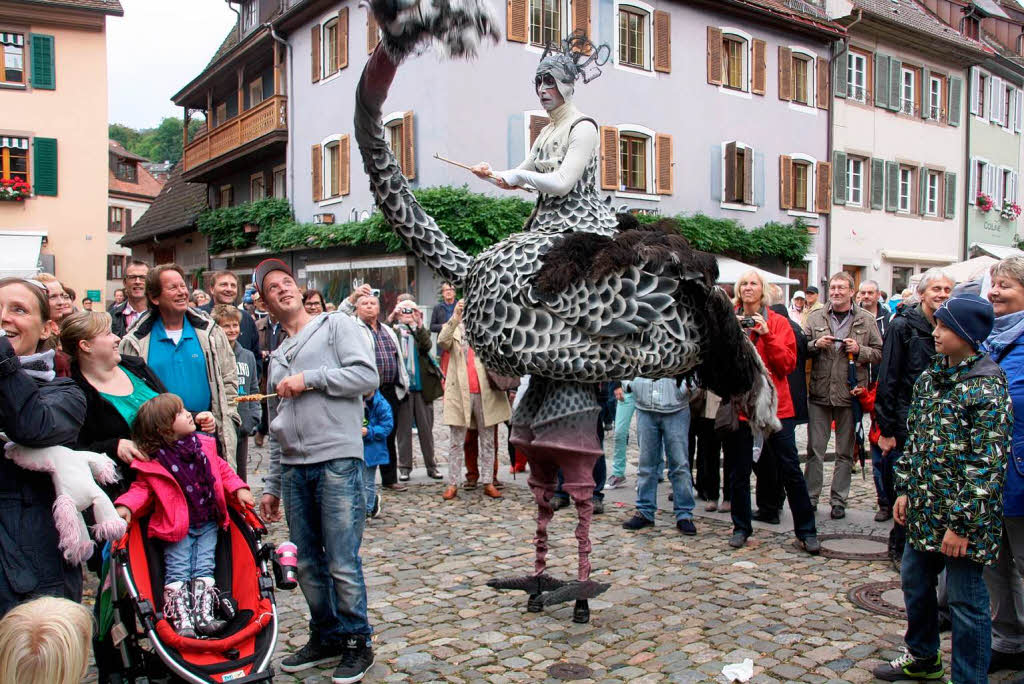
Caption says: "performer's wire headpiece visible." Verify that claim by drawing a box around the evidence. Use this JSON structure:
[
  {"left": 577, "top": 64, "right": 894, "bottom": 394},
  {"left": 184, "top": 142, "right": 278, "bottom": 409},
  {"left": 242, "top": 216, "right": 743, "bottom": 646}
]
[{"left": 536, "top": 31, "right": 611, "bottom": 86}]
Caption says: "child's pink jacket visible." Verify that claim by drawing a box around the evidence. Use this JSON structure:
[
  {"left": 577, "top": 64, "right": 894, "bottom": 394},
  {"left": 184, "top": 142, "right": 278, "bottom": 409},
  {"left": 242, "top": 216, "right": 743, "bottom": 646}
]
[{"left": 115, "top": 438, "right": 248, "bottom": 543}]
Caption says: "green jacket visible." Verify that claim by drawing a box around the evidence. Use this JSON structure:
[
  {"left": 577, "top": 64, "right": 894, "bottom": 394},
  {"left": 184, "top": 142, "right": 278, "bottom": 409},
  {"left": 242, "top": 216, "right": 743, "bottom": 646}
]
[{"left": 896, "top": 353, "right": 1012, "bottom": 565}]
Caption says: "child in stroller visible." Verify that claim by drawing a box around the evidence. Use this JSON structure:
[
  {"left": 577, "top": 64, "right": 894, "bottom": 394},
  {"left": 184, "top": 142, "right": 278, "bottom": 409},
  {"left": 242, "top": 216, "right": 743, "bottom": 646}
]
[{"left": 115, "top": 393, "right": 253, "bottom": 638}]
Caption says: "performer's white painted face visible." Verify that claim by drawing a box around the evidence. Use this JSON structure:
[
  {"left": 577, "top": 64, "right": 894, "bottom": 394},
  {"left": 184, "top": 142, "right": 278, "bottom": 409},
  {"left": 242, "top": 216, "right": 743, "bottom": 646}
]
[{"left": 534, "top": 72, "right": 565, "bottom": 112}]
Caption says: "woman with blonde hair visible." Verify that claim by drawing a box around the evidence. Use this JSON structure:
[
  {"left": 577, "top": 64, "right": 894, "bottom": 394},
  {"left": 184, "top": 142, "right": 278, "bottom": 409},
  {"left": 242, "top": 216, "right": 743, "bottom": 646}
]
[{"left": 0, "top": 596, "right": 93, "bottom": 684}]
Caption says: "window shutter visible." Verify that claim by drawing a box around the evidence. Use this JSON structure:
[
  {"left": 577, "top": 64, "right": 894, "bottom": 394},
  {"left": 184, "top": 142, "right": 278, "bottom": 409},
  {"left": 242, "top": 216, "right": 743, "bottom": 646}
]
[
  {"left": 832, "top": 151, "right": 846, "bottom": 205},
  {"left": 724, "top": 142, "right": 738, "bottom": 202},
  {"left": 991, "top": 77, "right": 1003, "bottom": 123},
  {"left": 1015, "top": 90, "right": 1023, "bottom": 133},
  {"left": 32, "top": 137, "right": 57, "bottom": 196},
  {"left": 655, "top": 133, "right": 672, "bottom": 195},
  {"left": 402, "top": 110, "right": 416, "bottom": 180},
  {"left": 573, "top": 0, "right": 592, "bottom": 50},
  {"left": 653, "top": 11, "right": 670, "bottom": 74},
  {"left": 815, "top": 161, "right": 832, "bottom": 214},
  {"left": 969, "top": 67, "right": 980, "bottom": 115},
  {"left": 885, "top": 160, "right": 899, "bottom": 212},
  {"left": 367, "top": 11, "right": 379, "bottom": 54},
  {"left": 507, "top": 0, "right": 528, "bottom": 43},
  {"left": 125, "top": 207, "right": 132, "bottom": 229},
  {"left": 340, "top": 135, "right": 351, "bottom": 196},
  {"left": 779, "top": 155, "right": 792, "bottom": 210},
  {"left": 338, "top": 8, "right": 349, "bottom": 70},
  {"left": 918, "top": 167, "right": 928, "bottom": 215},
  {"left": 600, "top": 126, "right": 619, "bottom": 190},
  {"left": 948, "top": 76, "right": 962, "bottom": 127},
  {"left": 778, "top": 47, "right": 793, "bottom": 101},
  {"left": 751, "top": 39, "right": 766, "bottom": 95},
  {"left": 874, "top": 53, "right": 890, "bottom": 108},
  {"left": 968, "top": 157, "right": 977, "bottom": 205},
  {"left": 311, "top": 25, "right": 321, "bottom": 83},
  {"left": 944, "top": 171, "right": 957, "bottom": 219},
  {"left": 833, "top": 50, "right": 848, "bottom": 99},
  {"left": 528, "top": 115, "right": 549, "bottom": 148},
  {"left": 311, "top": 144, "right": 322, "bottom": 202},
  {"left": 986, "top": 74, "right": 994, "bottom": 120},
  {"left": 707, "top": 27, "right": 722, "bottom": 86},
  {"left": 816, "top": 57, "right": 829, "bottom": 110},
  {"left": 29, "top": 34, "right": 55, "bottom": 90},
  {"left": 871, "top": 158, "right": 885, "bottom": 210},
  {"left": 743, "top": 145, "right": 754, "bottom": 205},
  {"left": 920, "top": 68, "right": 930, "bottom": 120},
  {"left": 888, "top": 58, "right": 902, "bottom": 112}
]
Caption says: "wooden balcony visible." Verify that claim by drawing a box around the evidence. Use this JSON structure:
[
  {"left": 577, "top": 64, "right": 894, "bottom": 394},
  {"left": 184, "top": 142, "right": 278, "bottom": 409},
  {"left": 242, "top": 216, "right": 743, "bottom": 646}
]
[{"left": 182, "top": 95, "right": 287, "bottom": 180}]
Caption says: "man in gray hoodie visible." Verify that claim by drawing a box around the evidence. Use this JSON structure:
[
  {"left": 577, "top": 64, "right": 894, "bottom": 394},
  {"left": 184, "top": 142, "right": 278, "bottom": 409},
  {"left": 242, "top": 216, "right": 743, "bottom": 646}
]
[{"left": 255, "top": 258, "right": 380, "bottom": 683}]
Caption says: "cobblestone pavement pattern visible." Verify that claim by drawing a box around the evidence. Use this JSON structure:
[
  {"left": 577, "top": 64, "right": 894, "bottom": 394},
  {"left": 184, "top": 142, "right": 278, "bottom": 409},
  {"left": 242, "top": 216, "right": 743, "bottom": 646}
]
[{"left": 82, "top": 408, "right": 1020, "bottom": 682}]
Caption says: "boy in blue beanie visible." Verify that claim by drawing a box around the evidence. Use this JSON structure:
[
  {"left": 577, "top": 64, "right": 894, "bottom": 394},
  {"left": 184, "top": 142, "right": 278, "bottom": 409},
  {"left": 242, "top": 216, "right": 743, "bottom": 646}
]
[
  {"left": 362, "top": 389, "right": 393, "bottom": 519},
  {"left": 874, "top": 294, "right": 1012, "bottom": 683}
]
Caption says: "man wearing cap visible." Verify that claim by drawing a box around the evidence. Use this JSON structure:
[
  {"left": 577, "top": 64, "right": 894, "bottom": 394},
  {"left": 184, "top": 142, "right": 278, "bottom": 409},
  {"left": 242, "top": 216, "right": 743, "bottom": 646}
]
[
  {"left": 256, "top": 258, "right": 380, "bottom": 681},
  {"left": 801, "top": 286, "right": 823, "bottom": 326},
  {"left": 391, "top": 300, "right": 443, "bottom": 480},
  {"left": 789, "top": 290, "right": 806, "bottom": 323}
]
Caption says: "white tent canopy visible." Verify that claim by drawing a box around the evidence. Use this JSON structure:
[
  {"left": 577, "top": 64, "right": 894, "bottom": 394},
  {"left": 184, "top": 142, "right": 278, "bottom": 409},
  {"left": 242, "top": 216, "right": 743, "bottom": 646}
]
[
  {"left": 715, "top": 256, "right": 799, "bottom": 286},
  {"left": 0, "top": 231, "right": 45, "bottom": 278}
]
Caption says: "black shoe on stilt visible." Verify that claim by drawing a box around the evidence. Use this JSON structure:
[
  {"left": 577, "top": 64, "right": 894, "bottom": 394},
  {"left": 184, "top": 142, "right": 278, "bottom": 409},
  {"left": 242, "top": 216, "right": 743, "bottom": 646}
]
[
  {"left": 572, "top": 599, "right": 590, "bottom": 624},
  {"left": 527, "top": 594, "right": 544, "bottom": 613}
]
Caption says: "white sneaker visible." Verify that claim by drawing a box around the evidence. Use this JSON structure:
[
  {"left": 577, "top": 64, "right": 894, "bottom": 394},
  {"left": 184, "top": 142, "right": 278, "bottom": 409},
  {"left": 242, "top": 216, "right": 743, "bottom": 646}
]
[{"left": 604, "top": 475, "right": 626, "bottom": 490}]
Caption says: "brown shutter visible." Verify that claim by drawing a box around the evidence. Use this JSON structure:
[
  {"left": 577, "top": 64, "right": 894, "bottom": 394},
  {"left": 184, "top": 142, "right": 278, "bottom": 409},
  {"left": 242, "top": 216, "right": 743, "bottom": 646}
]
[
  {"left": 338, "top": 8, "right": 349, "bottom": 70},
  {"left": 779, "top": 155, "right": 792, "bottom": 209},
  {"left": 367, "top": 11, "right": 379, "bottom": 54},
  {"left": 124, "top": 207, "right": 133, "bottom": 229},
  {"left": 507, "top": 0, "right": 527, "bottom": 43},
  {"left": 340, "top": 135, "right": 351, "bottom": 196},
  {"left": 707, "top": 26, "right": 722, "bottom": 86},
  {"left": 311, "top": 144, "right": 323, "bottom": 202},
  {"left": 816, "top": 161, "right": 832, "bottom": 213},
  {"left": 653, "top": 11, "right": 670, "bottom": 73},
  {"left": 311, "top": 24, "right": 321, "bottom": 83},
  {"left": 724, "top": 141, "right": 738, "bottom": 202},
  {"left": 655, "top": 133, "right": 672, "bottom": 195},
  {"left": 743, "top": 148, "right": 754, "bottom": 204},
  {"left": 572, "top": 0, "right": 591, "bottom": 50},
  {"left": 529, "top": 114, "right": 549, "bottom": 148},
  {"left": 778, "top": 47, "right": 793, "bottom": 101},
  {"left": 752, "top": 39, "right": 766, "bottom": 95},
  {"left": 600, "top": 126, "right": 619, "bottom": 190},
  {"left": 816, "top": 56, "right": 829, "bottom": 110},
  {"left": 402, "top": 110, "right": 416, "bottom": 180}
]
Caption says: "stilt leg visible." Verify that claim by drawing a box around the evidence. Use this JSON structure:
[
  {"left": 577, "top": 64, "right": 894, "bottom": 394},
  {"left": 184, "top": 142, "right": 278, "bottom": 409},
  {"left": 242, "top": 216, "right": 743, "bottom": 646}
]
[
  {"left": 561, "top": 451, "right": 598, "bottom": 581},
  {"left": 526, "top": 452, "right": 560, "bottom": 576}
]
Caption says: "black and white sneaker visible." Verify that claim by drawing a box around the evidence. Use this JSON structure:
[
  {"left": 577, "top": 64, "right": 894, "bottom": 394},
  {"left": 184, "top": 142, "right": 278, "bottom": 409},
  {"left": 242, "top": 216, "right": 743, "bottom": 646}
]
[
  {"left": 332, "top": 636, "right": 375, "bottom": 683},
  {"left": 280, "top": 640, "right": 345, "bottom": 673},
  {"left": 370, "top": 494, "right": 382, "bottom": 519}
]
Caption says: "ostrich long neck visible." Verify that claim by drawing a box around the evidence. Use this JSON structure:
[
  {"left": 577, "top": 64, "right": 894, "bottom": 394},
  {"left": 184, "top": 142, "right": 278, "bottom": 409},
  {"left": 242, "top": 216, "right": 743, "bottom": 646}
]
[{"left": 354, "top": 47, "right": 472, "bottom": 287}]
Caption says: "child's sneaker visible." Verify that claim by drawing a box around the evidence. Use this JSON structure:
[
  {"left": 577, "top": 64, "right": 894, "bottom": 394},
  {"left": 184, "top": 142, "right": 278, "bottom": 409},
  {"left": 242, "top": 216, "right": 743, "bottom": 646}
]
[
  {"left": 163, "top": 581, "right": 196, "bottom": 639},
  {"left": 872, "top": 651, "right": 944, "bottom": 681},
  {"left": 192, "top": 577, "right": 227, "bottom": 636},
  {"left": 370, "top": 494, "right": 382, "bottom": 519}
]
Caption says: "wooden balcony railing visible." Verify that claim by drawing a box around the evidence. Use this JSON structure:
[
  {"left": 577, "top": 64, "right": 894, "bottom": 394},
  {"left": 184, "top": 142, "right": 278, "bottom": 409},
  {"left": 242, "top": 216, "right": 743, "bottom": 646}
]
[{"left": 183, "top": 95, "right": 287, "bottom": 173}]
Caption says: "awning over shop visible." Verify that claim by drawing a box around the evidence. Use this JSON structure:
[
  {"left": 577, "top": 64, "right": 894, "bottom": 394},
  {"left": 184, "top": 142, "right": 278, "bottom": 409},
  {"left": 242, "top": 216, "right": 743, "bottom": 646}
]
[
  {"left": 969, "top": 242, "right": 1024, "bottom": 260},
  {"left": 0, "top": 231, "right": 46, "bottom": 278},
  {"left": 716, "top": 256, "right": 799, "bottom": 285}
]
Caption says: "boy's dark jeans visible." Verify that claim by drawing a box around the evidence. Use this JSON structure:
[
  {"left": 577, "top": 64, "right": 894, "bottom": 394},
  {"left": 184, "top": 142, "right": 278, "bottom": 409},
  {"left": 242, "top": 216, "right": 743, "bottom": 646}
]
[{"left": 901, "top": 542, "right": 990, "bottom": 683}]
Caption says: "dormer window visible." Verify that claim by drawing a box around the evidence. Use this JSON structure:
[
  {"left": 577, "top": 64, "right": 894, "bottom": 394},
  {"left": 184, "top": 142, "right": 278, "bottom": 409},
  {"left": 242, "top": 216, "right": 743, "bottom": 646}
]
[
  {"left": 962, "top": 15, "right": 980, "bottom": 40},
  {"left": 242, "top": 0, "right": 258, "bottom": 31},
  {"left": 115, "top": 158, "right": 137, "bottom": 183}
]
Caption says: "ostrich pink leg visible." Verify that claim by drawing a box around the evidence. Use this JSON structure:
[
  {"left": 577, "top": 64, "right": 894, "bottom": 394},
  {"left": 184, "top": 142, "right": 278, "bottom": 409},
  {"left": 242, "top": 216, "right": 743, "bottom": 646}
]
[
  {"left": 560, "top": 451, "right": 599, "bottom": 581},
  {"left": 525, "top": 452, "right": 559, "bottom": 575}
]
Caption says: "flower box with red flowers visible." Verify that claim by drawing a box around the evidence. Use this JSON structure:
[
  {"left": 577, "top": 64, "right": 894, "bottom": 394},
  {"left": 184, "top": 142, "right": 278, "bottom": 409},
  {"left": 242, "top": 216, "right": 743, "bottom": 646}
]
[
  {"left": 977, "top": 192, "right": 995, "bottom": 213},
  {"left": 0, "top": 178, "right": 30, "bottom": 201}
]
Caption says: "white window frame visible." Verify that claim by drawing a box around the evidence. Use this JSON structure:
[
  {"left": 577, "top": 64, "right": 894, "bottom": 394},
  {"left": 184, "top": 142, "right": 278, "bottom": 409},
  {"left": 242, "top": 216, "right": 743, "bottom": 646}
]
[
  {"left": 900, "top": 67, "right": 916, "bottom": 116},
  {"left": 525, "top": 0, "right": 569, "bottom": 53},
  {"left": 928, "top": 76, "right": 941, "bottom": 121},
  {"left": 846, "top": 157, "right": 863, "bottom": 207},
  {"left": 613, "top": 0, "right": 654, "bottom": 78},
  {"left": 615, "top": 123, "right": 658, "bottom": 201},
  {"left": 970, "top": 156, "right": 991, "bottom": 205},
  {"left": 382, "top": 110, "right": 404, "bottom": 160},
  {"left": 787, "top": 152, "right": 818, "bottom": 219},
  {"left": 720, "top": 140, "right": 756, "bottom": 212},
  {"left": 318, "top": 10, "right": 344, "bottom": 85},
  {"left": 717, "top": 27, "right": 752, "bottom": 99},
  {"left": 788, "top": 47, "right": 818, "bottom": 114},
  {"left": 847, "top": 51, "right": 867, "bottom": 103},
  {"left": 1003, "top": 84, "right": 1015, "bottom": 131},
  {"left": 925, "top": 170, "right": 940, "bottom": 217},
  {"left": 319, "top": 133, "right": 344, "bottom": 207},
  {"left": 999, "top": 166, "right": 1014, "bottom": 207},
  {"left": 242, "top": 0, "right": 257, "bottom": 31},
  {"left": 898, "top": 166, "right": 913, "bottom": 213}
]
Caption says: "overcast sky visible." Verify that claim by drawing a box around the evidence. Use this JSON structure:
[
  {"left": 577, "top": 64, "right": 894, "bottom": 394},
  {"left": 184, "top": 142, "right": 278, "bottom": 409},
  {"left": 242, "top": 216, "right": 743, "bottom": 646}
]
[{"left": 107, "top": 0, "right": 237, "bottom": 129}]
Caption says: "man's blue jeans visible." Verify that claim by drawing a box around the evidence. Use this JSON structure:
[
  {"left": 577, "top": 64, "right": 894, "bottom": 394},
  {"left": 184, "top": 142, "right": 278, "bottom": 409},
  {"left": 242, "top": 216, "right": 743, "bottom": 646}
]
[
  {"left": 635, "top": 407, "right": 695, "bottom": 522},
  {"left": 901, "top": 542, "right": 990, "bottom": 683},
  {"left": 871, "top": 443, "right": 898, "bottom": 509},
  {"left": 283, "top": 458, "right": 372, "bottom": 646},
  {"left": 611, "top": 391, "right": 636, "bottom": 478},
  {"left": 164, "top": 521, "right": 218, "bottom": 584}
]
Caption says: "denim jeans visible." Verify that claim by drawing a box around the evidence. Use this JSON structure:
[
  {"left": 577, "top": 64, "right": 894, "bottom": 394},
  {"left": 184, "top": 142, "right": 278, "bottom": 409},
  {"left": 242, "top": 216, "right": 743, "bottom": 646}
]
[
  {"left": 164, "top": 521, "right": 218, "bottom": 584},
  {"left": 611, "top": 391, "right": 636, "bottom": 478},
  {"left": 871, "top": 444, "right": 898, "bottom": 509},
  {"left": 363, "top": 464, "right": 377, "bottom": 514},
  {"left": 282, "top": 458, "right": 372, "bottom": 645},
  {"left": 635, "top": 407, "right": 695, "bottom": 522},
  {"left": 901, "top": 542, "right": 990, "bottom": 683}
]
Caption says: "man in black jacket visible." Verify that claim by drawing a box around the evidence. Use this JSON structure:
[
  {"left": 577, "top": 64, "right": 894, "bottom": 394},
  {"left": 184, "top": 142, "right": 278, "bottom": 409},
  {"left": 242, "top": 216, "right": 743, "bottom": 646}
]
[
  {"left": 109, "top": 260, "right": 149, "bottom": 338},
  {"left": 200, "top": 270, "right": 260, "bottom": 358}
]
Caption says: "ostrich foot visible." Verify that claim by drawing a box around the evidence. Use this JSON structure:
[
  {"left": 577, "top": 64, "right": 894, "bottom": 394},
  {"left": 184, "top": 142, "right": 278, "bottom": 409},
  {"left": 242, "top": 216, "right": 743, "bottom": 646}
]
[
  {"left": 572, "top": 600, "right": 590, "bottom": 624},
  {"left": 486, "top": 572, "right": 567, "bottom": 595},
  {"left": 539, "top": 580, "right": 610, "bottom": 607},
  {"left": 527, "top": 594, "right": 544, "bottom": 613}
]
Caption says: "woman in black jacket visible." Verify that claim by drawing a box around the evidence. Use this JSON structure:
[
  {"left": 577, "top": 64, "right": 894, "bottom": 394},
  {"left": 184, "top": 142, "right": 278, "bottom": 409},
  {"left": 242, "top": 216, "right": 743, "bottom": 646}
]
[{"left": 0, "top": 278, "right": 87, "bottom": 618}]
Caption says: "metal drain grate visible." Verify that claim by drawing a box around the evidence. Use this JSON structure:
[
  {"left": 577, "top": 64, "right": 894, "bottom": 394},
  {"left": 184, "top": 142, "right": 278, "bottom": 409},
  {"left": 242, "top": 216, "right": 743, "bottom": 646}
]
[
  {"left": 814, "top": 534, "right": 890, "bottom": 561},
  {"left": 848, "top": 580, "right": 905, "bottom": 619},
  {"left": 547, "top": 663, "right": 594, "bottom": 680}
]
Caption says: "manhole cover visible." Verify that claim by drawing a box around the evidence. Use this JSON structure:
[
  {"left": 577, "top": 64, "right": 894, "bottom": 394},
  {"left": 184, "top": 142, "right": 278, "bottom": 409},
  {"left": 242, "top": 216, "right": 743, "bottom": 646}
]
[
  {"left": 815, "top": 534, "right": 889, "bottom": 561},
  {"left": 848, "top": 580, "right": 905, "bottom": 619},
  {"left": 547, "top": 663, "right": 594, "bottom": 680}
]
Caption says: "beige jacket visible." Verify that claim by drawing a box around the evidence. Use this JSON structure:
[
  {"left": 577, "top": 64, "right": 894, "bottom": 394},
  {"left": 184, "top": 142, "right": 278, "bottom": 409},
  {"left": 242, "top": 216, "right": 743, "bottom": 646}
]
[
  {"left": 803, "top": 304, "right": 883, "bottom": 407},
  {"left": 119, "top": 308, "right": 240, "bottom": 461},
  {"left": 438, "top": 316, "right": 511, "bottom": 428}
]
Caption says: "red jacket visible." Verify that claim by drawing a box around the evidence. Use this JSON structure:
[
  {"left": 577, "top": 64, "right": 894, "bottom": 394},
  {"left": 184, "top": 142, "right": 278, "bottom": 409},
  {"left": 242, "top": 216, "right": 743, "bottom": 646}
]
[
  {"left": 745, "top": 308, "right": 797, "bottom": 420},
  {"left": 115, "top": 435, "right": 248, "bottom": 543}
]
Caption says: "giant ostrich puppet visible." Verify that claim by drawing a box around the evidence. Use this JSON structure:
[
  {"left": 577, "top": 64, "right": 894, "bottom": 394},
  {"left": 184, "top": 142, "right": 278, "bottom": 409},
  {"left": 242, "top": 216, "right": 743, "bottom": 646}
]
[{"left": 355, "top": 0, "right": 779, "bottom": 623}]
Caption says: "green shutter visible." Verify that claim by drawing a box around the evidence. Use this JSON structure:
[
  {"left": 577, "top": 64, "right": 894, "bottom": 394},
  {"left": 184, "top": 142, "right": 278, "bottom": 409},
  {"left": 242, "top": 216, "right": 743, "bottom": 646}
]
[
  {"left": 832, "top": 151, "right": 847, "bottom": 205},
  {"left": 875, "top": 54, "right": 890, "bottom": 109},
  {"left": 871, "top": 158, "right": 885, "bottom": 210},
  {"left": 918, "top": 167, "right": 928, "bottom": 214},
  {"left": 29, "top": 34, "right": 55, "bottom": 90},
  {"left": 889, "top": 58, "right": 903, "bottom": 112},
  {"left": 33, "top": 138, "right": 57, "bottom": 196},
  {"left": 948, "top": 76, "right": 963, "bottom": 127},
  {"left": 834, "top": 51, "right": 848, "bottom": 99},
  {"left": 885, "top": 160, "right": 899, "bottom": 212},
  {"left": 944, "top": 171, "right": 957, "bottom": 219},
  {"left": 920, "top": 68, "right": 930, "bottom": 119}
]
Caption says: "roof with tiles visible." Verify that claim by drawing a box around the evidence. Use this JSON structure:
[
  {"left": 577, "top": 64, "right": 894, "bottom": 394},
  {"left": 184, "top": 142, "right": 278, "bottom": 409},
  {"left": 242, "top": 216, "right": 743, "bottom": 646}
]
[
  {"left": 852, "top": 0, "right": 994, "bottom": 52},
  {"left": 120, "top": 161, "right": 208, "bottom": 246},
  {"left": 12, "top": 0, "right": 123, "bottom": 15},
  {"left": 715, "top": 0, "right": 846, "bottom": 35}
]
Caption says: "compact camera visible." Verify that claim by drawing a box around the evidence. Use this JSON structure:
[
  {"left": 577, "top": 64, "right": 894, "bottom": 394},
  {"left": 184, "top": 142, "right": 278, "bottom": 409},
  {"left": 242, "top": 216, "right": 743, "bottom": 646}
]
[{"left": 740, "top": 317, "right": 757, "bottom": 328}]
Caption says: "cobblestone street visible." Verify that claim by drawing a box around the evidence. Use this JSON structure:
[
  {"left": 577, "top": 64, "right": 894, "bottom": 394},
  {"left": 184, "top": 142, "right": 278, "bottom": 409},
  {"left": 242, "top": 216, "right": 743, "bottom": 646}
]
[{"left": 86, "top": 411, "right": 1021, "bottom": 682}]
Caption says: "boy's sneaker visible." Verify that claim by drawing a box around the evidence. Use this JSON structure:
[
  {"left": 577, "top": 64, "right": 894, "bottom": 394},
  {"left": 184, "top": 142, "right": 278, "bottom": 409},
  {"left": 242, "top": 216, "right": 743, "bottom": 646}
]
[
  {"left": 280, "top": 640, "right": 345, "bottom": 673},
  {"left": 332, "top": 636, "right": 374, "bottom": 683},
  {"left": 370, "top": 494, "right": 382, "bottom": 519},
  {"left": 622, "top": 513, "right": 654, "bottom": 530},
  {"left": 676, "top": 519, "right": 697, "bottom": 536},
  {"left": 605, "top": 475, "right": 626, "bottom": 490},
  {"left": 872, "top": 651, "right": 944, "bottom": 681}
]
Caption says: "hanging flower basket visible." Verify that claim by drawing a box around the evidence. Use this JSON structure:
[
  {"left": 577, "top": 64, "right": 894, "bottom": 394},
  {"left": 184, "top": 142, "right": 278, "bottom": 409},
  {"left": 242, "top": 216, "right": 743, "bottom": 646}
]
[
  {"left": 1002, "top": 199, "right": 1022, "bottom": 221},
  {"left": 977, "top": 192, "right": 995, "bottom": 213},
  {"left": 0, "top": 178, "right": 30, "bottom": 201}
]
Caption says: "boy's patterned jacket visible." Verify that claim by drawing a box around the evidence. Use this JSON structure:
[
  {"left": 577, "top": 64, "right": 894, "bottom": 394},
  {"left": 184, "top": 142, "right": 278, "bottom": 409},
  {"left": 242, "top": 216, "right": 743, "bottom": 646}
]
[{"left": 896, "top": 353, "right": 1012, "bottom": 565}]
